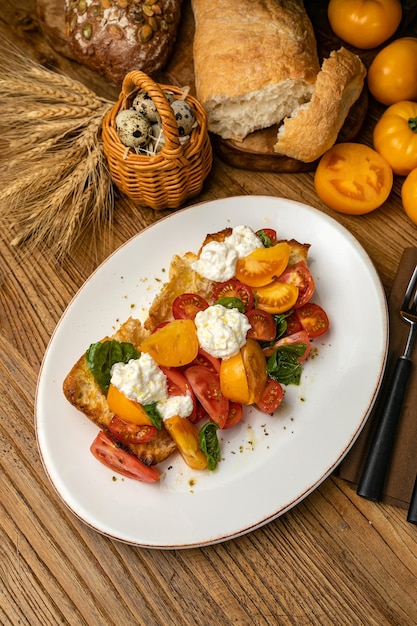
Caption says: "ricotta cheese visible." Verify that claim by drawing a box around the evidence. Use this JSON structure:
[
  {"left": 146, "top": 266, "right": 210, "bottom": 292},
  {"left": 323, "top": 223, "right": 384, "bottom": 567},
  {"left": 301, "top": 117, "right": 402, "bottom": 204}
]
[
  {"left": 194, "top": 304, "right": 251, "bottom": 359},
  {"left": 191, "top": 224, "right": 263, "bottom": 282},
  {"left": 110, "top": 353, "right": 193, "bottom": 421}
]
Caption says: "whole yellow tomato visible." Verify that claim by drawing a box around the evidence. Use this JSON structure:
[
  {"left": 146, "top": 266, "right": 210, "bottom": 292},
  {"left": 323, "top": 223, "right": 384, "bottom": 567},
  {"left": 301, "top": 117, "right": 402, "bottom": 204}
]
[
  {"left": 328, "top": 0, "right": 402, "bottom": 49},
  {"left": 373, "top": 101, "right": 417, "bottom": 176},
  {"left": 401, "top": 168, "right": 417, "bottom": 225},
  {"left": 368, "top": 38, "right": 417, "bottom": 105},
  {"left": 314, "top": 143, "right": 393, "bottom": 215}
]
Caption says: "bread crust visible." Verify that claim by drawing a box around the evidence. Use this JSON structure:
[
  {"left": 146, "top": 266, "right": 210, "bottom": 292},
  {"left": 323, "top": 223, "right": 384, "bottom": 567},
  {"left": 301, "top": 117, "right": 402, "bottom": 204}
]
[
  {"left": 192, "top": 0, "right": 319, "bottom": 141},
  {"left": 273, "top": 47, "right": 366, "bottom": 162}
]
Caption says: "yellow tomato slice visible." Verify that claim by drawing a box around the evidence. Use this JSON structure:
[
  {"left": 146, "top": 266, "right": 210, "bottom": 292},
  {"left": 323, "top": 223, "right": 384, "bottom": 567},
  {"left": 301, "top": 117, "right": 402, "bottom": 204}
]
[
  {"left": 140, "top": 319, "right": 199, "bottom": 367},
  {"left": 256, "top": 280, "right": 299, "bottom": 314},
  {"left": 220, "top": 339, "right": 267, "bottom": 405},
  {"left": 107, "top": 383, "right": 152, "bottom": 426},
  {"left": 314, "top": 143, "right": 393, "bottom": 214},
  {"left": 220, "top": 350, "right": 251, "bottom": 405},
  {"left": 235, "top": 242, "right": 290, "bottom": 288},
  {"left": 241, "top": 339, "right": 267, "bottom": 404},
  {"left": 164, "top": 415, "right": 208, "bottom": 470}
]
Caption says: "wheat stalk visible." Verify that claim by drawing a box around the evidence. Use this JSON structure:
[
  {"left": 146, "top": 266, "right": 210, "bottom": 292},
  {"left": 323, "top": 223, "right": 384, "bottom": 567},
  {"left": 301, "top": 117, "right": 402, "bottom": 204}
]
[{"left": 0, "top": 34, "right": 116, "bottom": 261}]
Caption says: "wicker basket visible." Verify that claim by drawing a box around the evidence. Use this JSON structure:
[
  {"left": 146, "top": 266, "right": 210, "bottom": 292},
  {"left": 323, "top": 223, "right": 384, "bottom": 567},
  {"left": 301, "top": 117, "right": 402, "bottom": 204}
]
[{"left": 102, "top": 71, "right": 212, "bottom": 210}]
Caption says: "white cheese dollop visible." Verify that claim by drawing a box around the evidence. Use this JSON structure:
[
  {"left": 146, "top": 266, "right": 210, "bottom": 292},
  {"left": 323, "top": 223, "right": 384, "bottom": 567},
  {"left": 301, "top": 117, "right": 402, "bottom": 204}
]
[
  {"left": 194, "top": 304, "right": 251, "bottom": 359},
  {"left": 110, "top": 353, "right": 193, "bottom": 421},
  {"left": 191, "top": 225, "right": 263, "bottom": 282}
]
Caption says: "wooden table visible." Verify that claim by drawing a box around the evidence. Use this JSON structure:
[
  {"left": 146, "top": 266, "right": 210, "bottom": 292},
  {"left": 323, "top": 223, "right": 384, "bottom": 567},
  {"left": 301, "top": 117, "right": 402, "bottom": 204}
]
[{"left": 1, "top": 2, "right": 417, "bottom": 625}]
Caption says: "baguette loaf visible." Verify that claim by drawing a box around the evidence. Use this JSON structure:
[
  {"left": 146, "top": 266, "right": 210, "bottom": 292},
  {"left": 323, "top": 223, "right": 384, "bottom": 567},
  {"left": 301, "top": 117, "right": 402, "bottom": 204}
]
[
  {"left": 274, "top": 47, "right": 366, "bottom": 162},
  {"left": 191, "top": 0, "right": 320, "bottom": 141}
]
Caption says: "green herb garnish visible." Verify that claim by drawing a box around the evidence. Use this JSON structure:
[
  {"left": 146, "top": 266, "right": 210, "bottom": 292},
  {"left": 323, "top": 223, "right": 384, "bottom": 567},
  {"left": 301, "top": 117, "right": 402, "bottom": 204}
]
[
  {"left": 266, "top": 344, "right": 307, "bottom": 386},
  {"left": 86, "top": 340, "right": 140, "bottom": 394},
  {"left": 199, "top": 422, "right": 221, "bottom": 470}
]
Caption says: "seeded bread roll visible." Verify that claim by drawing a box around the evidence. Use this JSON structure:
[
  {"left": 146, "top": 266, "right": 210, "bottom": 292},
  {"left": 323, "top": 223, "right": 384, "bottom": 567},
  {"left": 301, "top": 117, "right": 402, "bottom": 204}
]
[
  {"left": 191, "top": 0, "right": 320, "bottom": 142},
  {"left": 65, "top": 0, "right": 182, "bottom": 86},
  {"left": 274, "top": 47, "right": 366, "bottom": 162}
]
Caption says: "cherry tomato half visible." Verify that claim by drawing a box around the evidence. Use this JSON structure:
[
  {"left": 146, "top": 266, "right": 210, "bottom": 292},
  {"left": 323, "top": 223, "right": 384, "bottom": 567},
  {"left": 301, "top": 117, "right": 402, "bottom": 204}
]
[
  {"left": 327, "top": 0, "right": 402, "bottom": 50},
  {"left": 256, "top": 228, "right": 278, "bottom": 247},
  {"left": 190, "top": 348, "right": 221, "bottom": 374},
  {"left": 246, "top": 308, "right": 276, "bottom": 342},
  {"left": 172, "top": 293, "right": 209, "bottom": 320},
  {"left": 223, "top": 402, "right": 244, "bottom": 429},
  {"left": 184, "top": 365, "right": 230, "bottom": 429},
  {"left": 108, "top": 416, "right": 157, "bottom": 445},
  {"left": 256, "top": 378, "right": 284, "bottom": 414},
  {"left": 314, "top": 143, "right": 393, "bottom": 215},
  {"left": 212, "top": 279, "right": 254, "bottom": 311},
  {"left": 235, "top": 242, "right": 290, "bottom": 288},
  {"left": 295, "top": 303, "right": 330, "bottom": 338},
  {"left": 256, "top": 280, "right": 299, "bottom": 314},
  {"left": 264, "top": 330, "right": 311, "bottom": 363},
  {"left": 278, "top": 261, "right": 315, "bottom": 308},
  {"left": 90, "top": 431, "right": 160, "bottom": 482}
]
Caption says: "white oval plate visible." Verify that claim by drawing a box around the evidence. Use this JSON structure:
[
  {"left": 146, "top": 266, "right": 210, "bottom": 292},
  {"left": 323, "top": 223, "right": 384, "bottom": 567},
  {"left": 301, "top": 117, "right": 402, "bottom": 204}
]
[{"left": 35, "top": 196, "right": 388, "bottom": 548}]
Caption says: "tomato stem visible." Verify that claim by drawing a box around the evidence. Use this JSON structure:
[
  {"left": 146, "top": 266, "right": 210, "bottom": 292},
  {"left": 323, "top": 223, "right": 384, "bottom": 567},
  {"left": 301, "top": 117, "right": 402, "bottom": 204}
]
[{"left": 408, "top": 116, "right": 417, "bottom": 133}]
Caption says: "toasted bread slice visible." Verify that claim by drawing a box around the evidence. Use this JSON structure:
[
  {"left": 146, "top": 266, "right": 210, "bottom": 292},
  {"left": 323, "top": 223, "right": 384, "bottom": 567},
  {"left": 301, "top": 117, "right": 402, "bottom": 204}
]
[{"left": 63, "top": 317, "right": 177, "bottom": 465}]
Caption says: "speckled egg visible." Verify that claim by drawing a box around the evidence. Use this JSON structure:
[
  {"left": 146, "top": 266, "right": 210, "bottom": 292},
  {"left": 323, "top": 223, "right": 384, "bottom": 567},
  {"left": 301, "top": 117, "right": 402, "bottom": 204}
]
[
  {"left": 115, "top": 109, "right": 151, "bottom": 149},
  {"left": 171, "top": 100, "right": 196, "bottom": 136},
  {"left": 132, "top": 91, "right": 175, "bottom": 123}
]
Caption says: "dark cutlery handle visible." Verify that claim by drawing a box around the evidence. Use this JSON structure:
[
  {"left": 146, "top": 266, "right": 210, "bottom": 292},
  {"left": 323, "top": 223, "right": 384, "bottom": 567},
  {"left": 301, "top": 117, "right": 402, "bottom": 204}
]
[
  {"left": 357, "top": 356, "right": 412, "bottom": 502},
  {"left": 407, "top": 476, "right": 417, "bottom": 524}
]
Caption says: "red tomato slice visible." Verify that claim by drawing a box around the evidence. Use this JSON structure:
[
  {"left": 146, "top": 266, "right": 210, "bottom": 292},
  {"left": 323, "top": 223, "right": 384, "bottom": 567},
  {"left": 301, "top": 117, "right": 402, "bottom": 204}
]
[
  {"left": 190, "top": 348, "right": 221, "bottom": 374},
  {"left": 264, "top": 330, "right": 311, "bottom": 362},
  {"left": 184, "top": 365, "right": 229, "bottom": 429},
  {"left": 108, "top": 416, "right": 157, "bottom": 445},
  {"left": 256, "top": 378, "right": 284, "bottom": 414},
  {"left": 295, "top": 302, "right": 329, "bottom": 338},
  {"left": 161, "top": 366, "right": 197, "bottom": 422},
  {"left": 90, "top": 431, "right": 160, "bottom": 483},
  {"left": 223, "top": 402, "right": 243, "bottom": 429},
  {"left": 256, "top": 228, "right": 278, "bottom": 246},
  {"left": 172, "top": 293, "right": 209, "bottom": 320},
  {"left": 246, "top": 308, "right": 276, "bottom": 342},
  {"left": 278, "top": 261, "right": 315, "bottom": 308},
  {"left": 284, "top": 311, "right": 302, "bottom": 336},
  {"left": 212, "top": 279, "right": 254, "bottom": 311},
  {"left": 235, "top": 242, "right": 290, "bottom": 288}
]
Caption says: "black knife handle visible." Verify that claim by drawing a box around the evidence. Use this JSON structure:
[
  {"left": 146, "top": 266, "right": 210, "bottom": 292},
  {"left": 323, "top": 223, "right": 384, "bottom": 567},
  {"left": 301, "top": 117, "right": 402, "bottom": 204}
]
[
  {"left": 407, "top": 475, "right": 417, "bottom": 524},
  {"left": 357, "top": 356, "right": 412, "bottom": 502}
]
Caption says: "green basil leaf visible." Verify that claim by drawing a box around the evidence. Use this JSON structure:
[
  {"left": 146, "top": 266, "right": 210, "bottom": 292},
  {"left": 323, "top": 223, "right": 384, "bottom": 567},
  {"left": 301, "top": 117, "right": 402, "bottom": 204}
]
[
  {"left": 86, "top": 340, "right": 140, "bottom": 394},
  {"left": 215, "top": 296, "right": 246, "bottom": 313},
  {"left": 266, "top": 344, "right": 306, "bottom": 386},
  {"left": 199, "top": 422, "right": 221, "bottom": 471},
  {"left": 142, "top": 403, "right": 163, "bottom": 430},
  {"left": 256, "top": 229, "right": 274, "bottom": 248}
]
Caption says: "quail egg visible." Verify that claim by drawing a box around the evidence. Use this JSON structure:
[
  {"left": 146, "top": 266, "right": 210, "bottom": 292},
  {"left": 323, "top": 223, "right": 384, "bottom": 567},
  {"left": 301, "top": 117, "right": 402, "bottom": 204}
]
[
  {"left": 171, "top": 100, "right": 196, "bottom": 136},
  {"left": 115, "top": 109, "right": 151, "bottom": 149},
  {"left": 132, "top": 91, "right": 175, "bottom": 123}
]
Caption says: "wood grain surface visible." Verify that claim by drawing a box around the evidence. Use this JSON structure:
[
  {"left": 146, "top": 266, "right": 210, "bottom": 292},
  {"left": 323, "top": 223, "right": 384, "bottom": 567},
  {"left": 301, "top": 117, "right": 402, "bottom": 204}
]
[{"left": 1, "top": 1, "right": 417, "bottom": 625}]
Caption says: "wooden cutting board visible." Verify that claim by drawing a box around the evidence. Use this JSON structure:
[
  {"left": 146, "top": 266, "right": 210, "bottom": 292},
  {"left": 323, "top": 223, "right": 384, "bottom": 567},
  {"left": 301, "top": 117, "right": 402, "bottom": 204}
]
[{"left": 36, "top": 0, "right": 417, "bottom": 173}]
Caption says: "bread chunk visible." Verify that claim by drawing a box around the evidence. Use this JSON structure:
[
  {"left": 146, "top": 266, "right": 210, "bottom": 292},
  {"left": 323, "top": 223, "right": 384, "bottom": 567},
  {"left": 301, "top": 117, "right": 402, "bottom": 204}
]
[
  {"left": 192, "top": 0, "right": 320, "bottom": 141},
  {"left": 274, "top": 47, "right": 366, "bottom": 162},
  {"left": 63, "top": 317, "right": 177, "bottom": 465}
]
